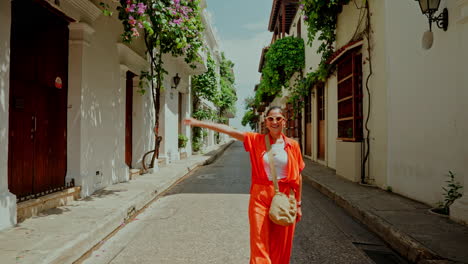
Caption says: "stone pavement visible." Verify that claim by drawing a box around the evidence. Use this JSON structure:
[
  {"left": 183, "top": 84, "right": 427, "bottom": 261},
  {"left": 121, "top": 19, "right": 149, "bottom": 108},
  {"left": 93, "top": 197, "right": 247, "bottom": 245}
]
[
  {"left": 301, "top": 159, "right": 468, "bottom": 264},
  {"left": 0, "top": 141, "right": 234, "bottom": 264}
]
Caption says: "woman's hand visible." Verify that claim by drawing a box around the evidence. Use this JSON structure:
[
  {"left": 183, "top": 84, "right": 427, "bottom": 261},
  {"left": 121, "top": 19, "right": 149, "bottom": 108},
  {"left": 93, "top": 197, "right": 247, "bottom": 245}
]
[
  {"left": 296, "top": 206, "right": 302, "bottom": 222},
  {"left": 182, "top": 117, "right": 245, "bottom": 142},
  {"left": 183, "top": 117, "right": 199, "bottom": 127}
]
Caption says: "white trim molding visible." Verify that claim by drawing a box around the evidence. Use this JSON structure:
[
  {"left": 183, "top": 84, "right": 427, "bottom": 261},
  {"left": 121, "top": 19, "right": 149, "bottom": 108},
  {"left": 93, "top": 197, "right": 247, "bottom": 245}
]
[
  {"left": 68, "top": 0, "right": 102, "bottom": 22},
  {"left": 69, "top": 22, "right": 95, "bottom": 47},
  {"left": 457, "top": 0, "right": 468, "bottom": 24},
  {"left": 117, "top": 43, "right": 150, "bottom": 74}
]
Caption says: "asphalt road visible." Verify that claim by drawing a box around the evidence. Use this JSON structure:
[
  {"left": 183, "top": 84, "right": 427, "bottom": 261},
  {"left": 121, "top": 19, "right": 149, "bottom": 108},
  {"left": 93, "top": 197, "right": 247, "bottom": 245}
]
[{"left": 82, "top": 142, "right": 407, "bottom": 264}]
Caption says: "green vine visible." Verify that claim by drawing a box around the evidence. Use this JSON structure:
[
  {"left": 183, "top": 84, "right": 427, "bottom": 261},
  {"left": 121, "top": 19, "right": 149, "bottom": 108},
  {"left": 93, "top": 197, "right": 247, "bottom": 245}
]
[
  {"left": 216, "top": 52, "right": 237, "bottom": 118},
  {"left": 286, "top": 0, "right": 351, "bottom": 114},
  {"left": 191, "top": 52, "right": 237, "bottom": 149},
  {"left": 255, "top": 36, "right": 305, "bottom": 106},
  {"left": 241, "top": 96, "right": 259, "bottom": 130}
]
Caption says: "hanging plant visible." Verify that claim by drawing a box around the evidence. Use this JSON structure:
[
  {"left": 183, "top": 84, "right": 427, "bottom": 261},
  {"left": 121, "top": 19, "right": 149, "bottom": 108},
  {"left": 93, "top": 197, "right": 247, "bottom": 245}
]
[
  {"left": 285, "top": 0, "right": 351, "bottom": 114},
  {"left": 255, "top": 36, "right": 305, "bottom": 105}
]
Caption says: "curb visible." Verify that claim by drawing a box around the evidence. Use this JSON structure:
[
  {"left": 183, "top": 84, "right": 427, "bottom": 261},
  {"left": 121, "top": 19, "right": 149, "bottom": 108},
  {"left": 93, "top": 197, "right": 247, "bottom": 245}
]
[
  {"left": 203, "top": 140, "right": 235, "bottom": 165},
  {"left": 302, "top": 175, "right": 453, "bottom": 264},
  {"left": 69, "top": 141, "right": 234, "bottom": 264}
]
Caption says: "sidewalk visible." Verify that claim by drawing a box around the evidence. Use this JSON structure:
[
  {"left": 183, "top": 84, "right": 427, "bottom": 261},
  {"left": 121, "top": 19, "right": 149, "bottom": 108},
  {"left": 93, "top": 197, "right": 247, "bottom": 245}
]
[
  {"left": 0, "top": 141, "right": 234, "bottom": 264},
  {"left": 302, "top": 159, "right": 468, "bottom": 264}
]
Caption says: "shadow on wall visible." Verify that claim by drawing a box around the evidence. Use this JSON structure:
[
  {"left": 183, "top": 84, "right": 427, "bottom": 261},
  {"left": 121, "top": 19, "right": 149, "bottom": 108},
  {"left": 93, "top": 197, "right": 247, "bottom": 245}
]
[
  {"left": 0, "top": 38, "right": 16, "bottom": 227},
  {"left": 82, "top": 84, "right": 104, "bottom": 191},
  {"left": 0, "top": 40, "right": 9, "bottom": 113},
  {"left": 133, "top": 85, "right": 155, "bottom": 168},
  {"left": 110, "top": 77, "right": 124, "bottom": 184}
]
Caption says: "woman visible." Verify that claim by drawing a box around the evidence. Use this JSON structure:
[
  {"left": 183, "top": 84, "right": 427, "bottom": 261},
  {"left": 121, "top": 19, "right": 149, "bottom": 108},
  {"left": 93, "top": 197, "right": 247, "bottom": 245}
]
[{"left": 184, "top": 106, "right": 305, "bottom": 264}]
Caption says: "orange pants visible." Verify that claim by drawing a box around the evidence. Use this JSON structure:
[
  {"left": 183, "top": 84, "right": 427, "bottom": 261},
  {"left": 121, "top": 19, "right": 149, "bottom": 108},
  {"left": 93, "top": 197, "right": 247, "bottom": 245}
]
[{"left": 249, "top": 183, "right": 296, "bottom": 264}]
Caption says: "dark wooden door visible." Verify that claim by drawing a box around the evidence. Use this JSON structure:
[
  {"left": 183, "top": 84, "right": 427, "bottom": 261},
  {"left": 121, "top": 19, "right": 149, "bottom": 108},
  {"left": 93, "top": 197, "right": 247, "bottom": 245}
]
[
  {"left": 178, "top": 92, "right": 183, "bottom": 135},
  {"left": 125, "top": 72, "right": 134, "bottom": 167},
  {"left": 317, "top": 85, "right": 326, "bottom": 160},
  {"left": 305, "top": 92, "right": 312, "bottom": 156},
  {"left": 9, "top": 0, "right": 69, "bottom": 197}
]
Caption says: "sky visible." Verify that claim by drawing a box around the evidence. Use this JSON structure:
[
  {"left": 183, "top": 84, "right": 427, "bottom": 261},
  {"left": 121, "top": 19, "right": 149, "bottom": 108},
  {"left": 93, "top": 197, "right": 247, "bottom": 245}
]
[{"left": 205, "top": 0, "right": 273, "bottom": 130}]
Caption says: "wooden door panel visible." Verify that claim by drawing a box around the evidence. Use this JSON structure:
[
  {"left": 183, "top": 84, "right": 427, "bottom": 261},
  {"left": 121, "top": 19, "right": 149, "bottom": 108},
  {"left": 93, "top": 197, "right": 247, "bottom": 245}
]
[
  {"left": 8, "top": 81, "right": 36, "bottom": 197},
  {"left": 9, "top": 0, "right": 68, "bottom": 197},
  {"left": 317, "top": 85, "right": 325, "bottom": 160},
  {"left": 125, "top": 72, "right": 134, "bottom": 167},
  {"left": 35, "top": 4, "right": 69, "bottom": 191},
  {"left": 306, "top": 123, "right": 312, "bottom": 156},
  {"left": 318, "top": 121, "right": 325, "bottom": 160},
  {"left": 8, "top": 1, "right": 38, "bottom": 197}
]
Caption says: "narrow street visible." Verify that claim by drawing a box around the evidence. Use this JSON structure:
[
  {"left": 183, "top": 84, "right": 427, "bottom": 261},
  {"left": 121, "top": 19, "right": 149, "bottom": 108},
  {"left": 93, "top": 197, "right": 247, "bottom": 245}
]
[{"left": 81, "top": 142, "right": 407, "bottom": 264}]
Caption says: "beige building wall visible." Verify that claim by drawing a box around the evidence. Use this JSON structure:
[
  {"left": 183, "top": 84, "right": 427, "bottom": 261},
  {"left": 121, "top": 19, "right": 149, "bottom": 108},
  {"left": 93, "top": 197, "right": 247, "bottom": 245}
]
[
  {"left": 451, "top": 0, "right": 468, "bottom": 225},
  {"left": 385, "top": 0, "right": 467, "bottom": 206},
  {"left": 334, "top": 0, "right": 388, "bottom": 186},
  {"left": 290, "top": 10, "right": 337, "bottom": 168}
]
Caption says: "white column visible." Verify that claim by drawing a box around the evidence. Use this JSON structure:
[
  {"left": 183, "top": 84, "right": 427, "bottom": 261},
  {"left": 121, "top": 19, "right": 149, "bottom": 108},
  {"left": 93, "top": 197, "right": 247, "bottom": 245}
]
[
  {"left": 186, "top": 77, "right": 193, "bottom": 156},
  {"left": 0, "top": 0, "right": 17, "bottom": 230},
  {"left": 67, "top": 22, "right": 95, "bottom": 197},
  {"left": 450, "top": 0, "right": 468, "bottom": 225}
]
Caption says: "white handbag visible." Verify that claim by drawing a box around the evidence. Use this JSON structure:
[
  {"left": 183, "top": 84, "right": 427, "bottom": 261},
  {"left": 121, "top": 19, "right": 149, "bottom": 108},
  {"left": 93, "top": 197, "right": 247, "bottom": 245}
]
[{"left": 265, "top": 136, "right": 297, "bottom": 226}]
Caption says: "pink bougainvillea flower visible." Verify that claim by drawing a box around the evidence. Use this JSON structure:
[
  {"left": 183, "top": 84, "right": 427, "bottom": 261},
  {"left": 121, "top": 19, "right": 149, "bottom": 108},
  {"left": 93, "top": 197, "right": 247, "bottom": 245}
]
[
  {"left": 137, "top": 2, "right": 146, "bottom": 14},
  {"left": 299, "top": 4, "right": 304, "bottom": 10},
  {"left": 131, "top": 27, "right": 139, "bottom": 37},
  {"left": 128, "top": 16, "right": 137, "bottom": 25},
  {"left": 172, "top": 18, "right": 182, "bottom": 25}
]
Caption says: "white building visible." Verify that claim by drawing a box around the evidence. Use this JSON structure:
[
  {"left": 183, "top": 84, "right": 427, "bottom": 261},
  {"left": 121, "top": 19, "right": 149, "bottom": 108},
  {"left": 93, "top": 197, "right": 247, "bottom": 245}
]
[
  {"left": 0, "top": 0, "right": 224, "bottom": 230},
  {"left": 259, "top": 0, "right": 468, "bottom": 224}
]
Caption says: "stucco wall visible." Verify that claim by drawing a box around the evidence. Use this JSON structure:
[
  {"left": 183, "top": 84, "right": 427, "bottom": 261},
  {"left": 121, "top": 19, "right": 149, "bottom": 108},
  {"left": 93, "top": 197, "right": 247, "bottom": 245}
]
[
  {"left": 65, "top": 7, "right": 150, "bottom": 196},
  {"left": 335, "top": 0, "right": 388, "bottom": 186},
  {"left": 385, "top": 0, "right": 467, "bottom": 205},
  {"left": 0, "top": 0, "right": 17, "bottom": 230}
]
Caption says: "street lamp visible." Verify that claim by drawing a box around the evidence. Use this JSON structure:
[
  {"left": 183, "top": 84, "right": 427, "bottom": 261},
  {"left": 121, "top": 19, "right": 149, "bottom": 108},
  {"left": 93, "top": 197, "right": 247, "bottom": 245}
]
[
  {"left": 171, "top": 73, "right": 181, "bottom": 89},
  {"left": 416, "top": 0, "right": 448, "bottom": 31}
]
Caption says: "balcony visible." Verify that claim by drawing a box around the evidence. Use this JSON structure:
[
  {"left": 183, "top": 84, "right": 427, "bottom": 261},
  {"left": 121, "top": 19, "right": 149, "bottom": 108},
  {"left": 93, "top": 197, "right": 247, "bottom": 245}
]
[{"left": 175, "top": 48, "right": 208, "bottom": 76}]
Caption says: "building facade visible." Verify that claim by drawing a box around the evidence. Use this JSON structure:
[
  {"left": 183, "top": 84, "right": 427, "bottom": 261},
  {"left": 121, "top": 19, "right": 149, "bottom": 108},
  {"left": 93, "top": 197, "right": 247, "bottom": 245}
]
[
  {"left": 0, "top": 0, "right": 226, "bottom": 230},
  {"left": 256, "top": 0, "right": 467, "bottom": 224}
]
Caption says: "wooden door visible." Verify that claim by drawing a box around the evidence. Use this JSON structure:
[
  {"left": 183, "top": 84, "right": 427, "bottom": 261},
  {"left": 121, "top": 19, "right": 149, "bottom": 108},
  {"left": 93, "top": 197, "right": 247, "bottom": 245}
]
[
  {"left": 9, "top": 0, "right": 69, "bottom": 198},
  {"left": 178, "top": 92, "right": 183, "bottom": 135},
  {"left": 317, "top": 85, "right": 326, "bottom": 160},
  {"left": 125, "top": 72, "right": 134, "bottom": 167},
  {"left": 305, "top": 92, "right": 312, "bottom": 156}
]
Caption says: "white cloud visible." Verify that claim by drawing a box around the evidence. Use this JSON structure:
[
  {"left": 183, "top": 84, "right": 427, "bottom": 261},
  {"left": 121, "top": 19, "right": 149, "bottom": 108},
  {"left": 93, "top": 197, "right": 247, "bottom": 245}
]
[{"left": 220, "top": 31, "right": 271, "bottom": 130}]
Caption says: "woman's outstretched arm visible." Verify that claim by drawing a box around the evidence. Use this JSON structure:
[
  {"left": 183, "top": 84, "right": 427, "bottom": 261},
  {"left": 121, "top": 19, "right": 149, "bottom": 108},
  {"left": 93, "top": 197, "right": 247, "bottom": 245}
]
[{"left": 183, "top": 117, "right": 245, "bottom": 142}]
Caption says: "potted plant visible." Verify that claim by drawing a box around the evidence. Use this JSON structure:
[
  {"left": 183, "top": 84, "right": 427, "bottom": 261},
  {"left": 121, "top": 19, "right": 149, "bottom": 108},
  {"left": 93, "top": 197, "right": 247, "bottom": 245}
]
[
  {"left": 430, "top": 171, "right": 463, "bottom": 216},
  {"left": 178, "top": 134, "right": 188, "bottom": 149}
]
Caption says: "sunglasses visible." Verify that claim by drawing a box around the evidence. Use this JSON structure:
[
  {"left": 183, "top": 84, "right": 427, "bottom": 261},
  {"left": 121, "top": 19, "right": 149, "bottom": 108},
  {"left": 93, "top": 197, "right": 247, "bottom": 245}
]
[{"left": 266, "top": 116, "right": 284, "bottom": 122}]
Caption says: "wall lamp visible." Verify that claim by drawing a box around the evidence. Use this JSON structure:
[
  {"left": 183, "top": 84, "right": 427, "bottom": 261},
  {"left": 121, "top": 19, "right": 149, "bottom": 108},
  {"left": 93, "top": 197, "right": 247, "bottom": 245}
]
[
  {"left": 416, "top": 0, "right": 448, "bottom": 31},
  {"left": 171, "top": 73, "right": 181, "bottom": 89}
]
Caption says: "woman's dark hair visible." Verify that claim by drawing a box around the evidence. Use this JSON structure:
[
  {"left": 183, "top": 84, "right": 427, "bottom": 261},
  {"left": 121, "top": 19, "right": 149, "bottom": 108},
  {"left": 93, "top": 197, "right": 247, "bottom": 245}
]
[{"left": 266, "top": 106, "right": 283, "bottom": 116}]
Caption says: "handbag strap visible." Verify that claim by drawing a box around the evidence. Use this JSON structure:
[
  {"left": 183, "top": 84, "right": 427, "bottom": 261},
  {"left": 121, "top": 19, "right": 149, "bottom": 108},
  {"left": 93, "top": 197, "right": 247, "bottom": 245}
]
[{"left": 265, "top": 135, "right": 280, "bottom": 193}]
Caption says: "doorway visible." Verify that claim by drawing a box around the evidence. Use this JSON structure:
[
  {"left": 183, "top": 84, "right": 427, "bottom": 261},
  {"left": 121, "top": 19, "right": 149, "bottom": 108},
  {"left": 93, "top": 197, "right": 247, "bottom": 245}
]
[
  {"left": 8, "top": 0, "right": 69, "bottom": 198},
  {"left": 317, "top": 84, "right": 326, "bottom": 161},
  {"left": 125, "top": 71, "right": 135, "bottom": 167},
  {"left": 305, "top": 91, "right": 312, "bottom": 156}
]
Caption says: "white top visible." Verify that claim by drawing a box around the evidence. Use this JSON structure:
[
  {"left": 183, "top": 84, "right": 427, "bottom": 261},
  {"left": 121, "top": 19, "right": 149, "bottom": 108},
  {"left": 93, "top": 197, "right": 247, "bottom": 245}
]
[{"left": 263, "top": 139, "right": 288, "bottom": 181}]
